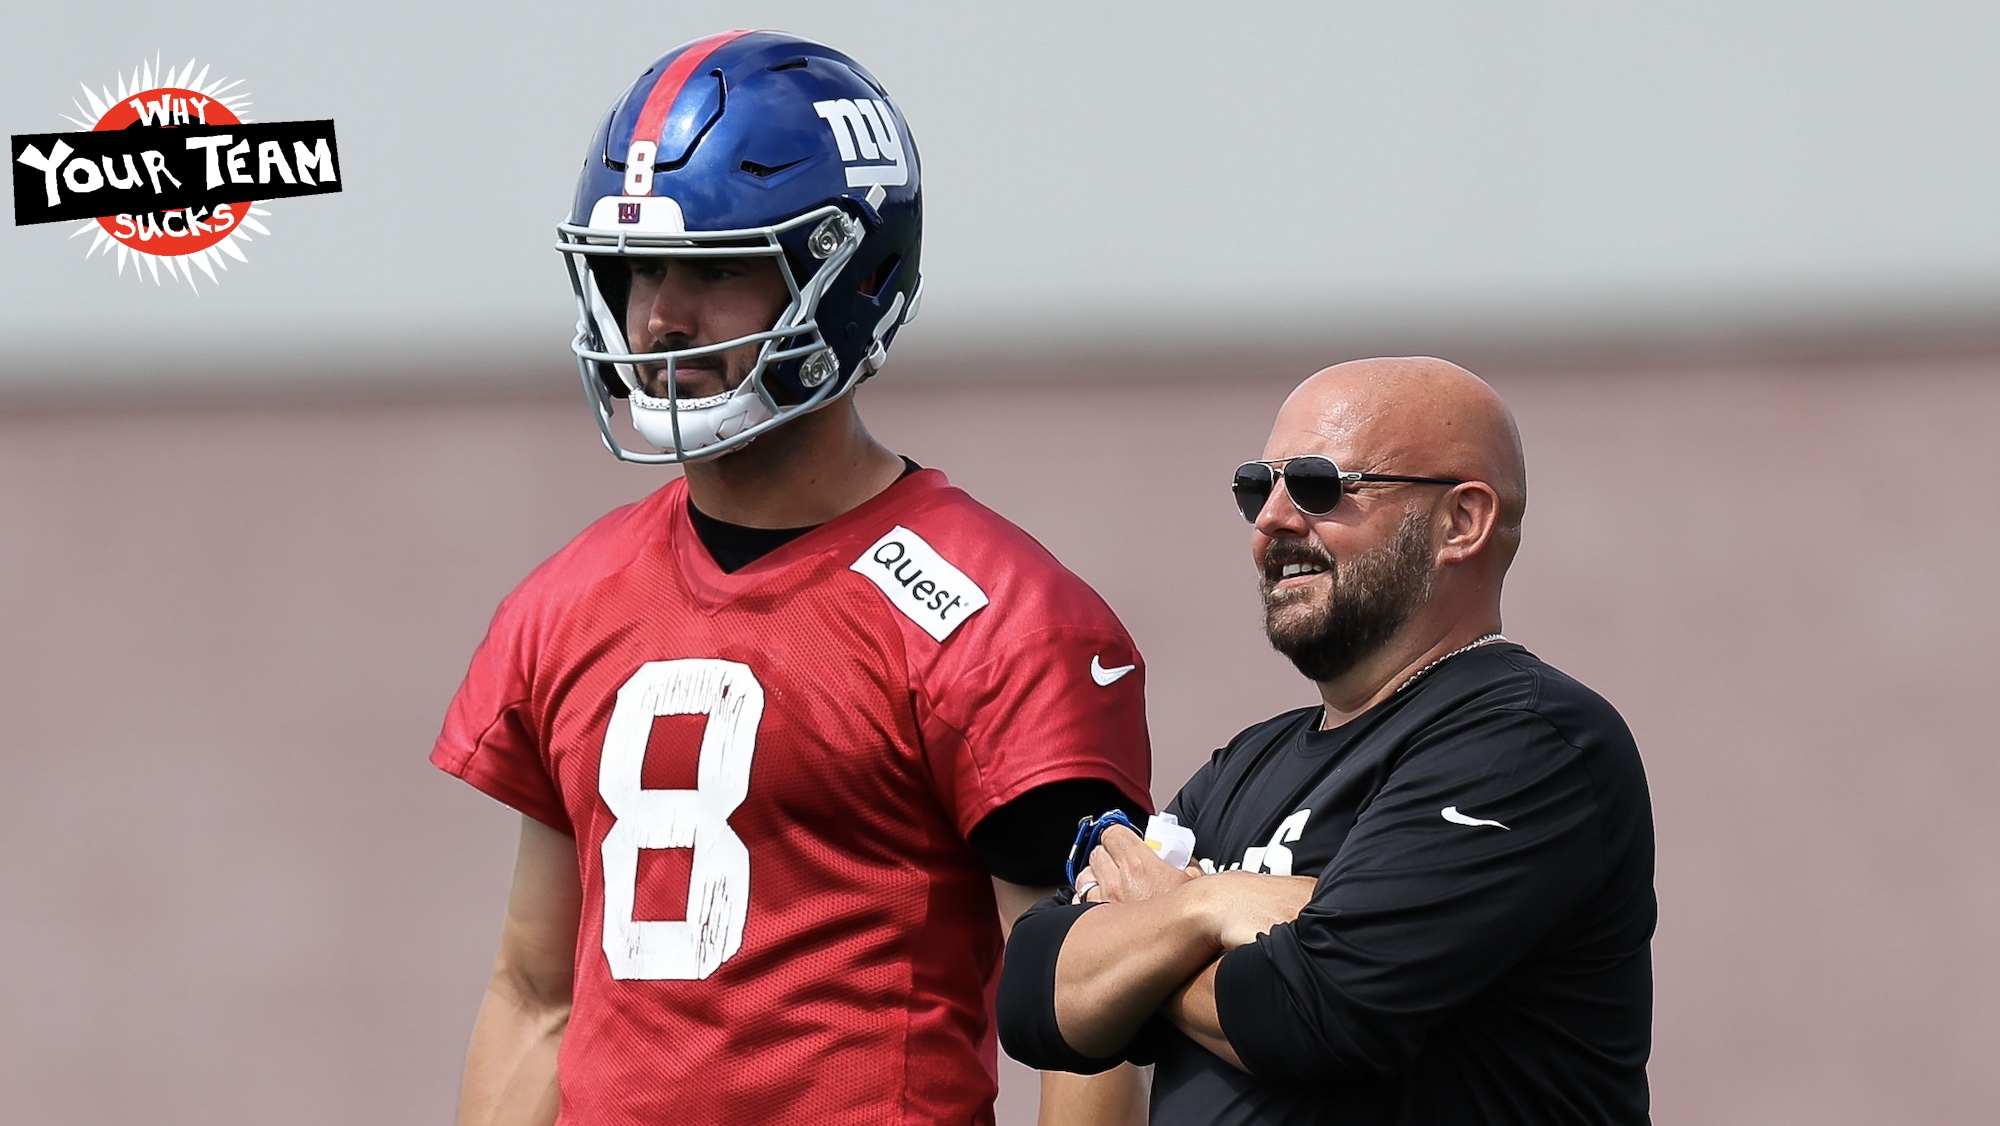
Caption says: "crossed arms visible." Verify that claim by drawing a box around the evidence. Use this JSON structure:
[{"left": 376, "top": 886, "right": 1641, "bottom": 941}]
[
  {"left": 1007, "top": 825, "right": 1316, "bottom": 1071},
  {"left": 1000, "top": 720, "right": 1623, "bottom": 1088}
]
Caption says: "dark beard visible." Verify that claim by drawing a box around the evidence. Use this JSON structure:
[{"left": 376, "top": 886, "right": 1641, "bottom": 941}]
[{"left": 1261, "top": 509, "right": 1435, "bottom": 683}]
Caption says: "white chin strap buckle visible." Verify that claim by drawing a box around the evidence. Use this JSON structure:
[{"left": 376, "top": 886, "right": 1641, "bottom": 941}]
[{"left": 629, "top": 384, "right": 775, "bottom": 459}]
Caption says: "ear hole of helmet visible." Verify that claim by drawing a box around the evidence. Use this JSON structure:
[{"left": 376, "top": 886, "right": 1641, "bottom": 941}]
[
  {"left": 584, "top": 257, "right": 634, "bottom": 399},
  {"left": 859, "top": 254, "right": 900, "bottom": 299}
]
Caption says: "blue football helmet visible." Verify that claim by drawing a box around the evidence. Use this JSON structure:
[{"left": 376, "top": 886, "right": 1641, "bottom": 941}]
[{"left": 557, "top": 30, "right": 924, "bottom": 463}]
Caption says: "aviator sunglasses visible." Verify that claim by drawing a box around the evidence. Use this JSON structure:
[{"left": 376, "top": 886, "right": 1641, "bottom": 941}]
[{"left": 1232, "top": 456, "right": 1463, "bottom": 523}]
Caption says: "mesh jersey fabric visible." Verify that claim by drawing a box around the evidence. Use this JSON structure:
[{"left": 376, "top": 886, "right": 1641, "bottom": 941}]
[{"left": 432, "top": 468, "right": 1151, "bottom": 1125}]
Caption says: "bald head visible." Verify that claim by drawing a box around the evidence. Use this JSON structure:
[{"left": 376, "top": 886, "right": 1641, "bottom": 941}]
[
  {"left": 1272, "top": 356, "right": 1527, "bottom": 567},
  {"left": 1248, "top": 357, "right": 1527, "bottom": 702}
]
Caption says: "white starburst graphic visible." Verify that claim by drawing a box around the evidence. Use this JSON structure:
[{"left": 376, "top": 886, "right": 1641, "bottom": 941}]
[{"left": 57, "top": 54, "right": 272, "bottom": 292}]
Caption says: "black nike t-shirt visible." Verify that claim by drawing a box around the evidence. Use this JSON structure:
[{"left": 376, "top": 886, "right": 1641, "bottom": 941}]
[{"left": 999, "top": 643, "right": 1655, "bottom": 1125}]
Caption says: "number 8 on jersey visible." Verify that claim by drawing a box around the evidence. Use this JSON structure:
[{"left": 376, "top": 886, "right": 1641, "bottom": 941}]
[{"left": 598, "top": 658, "right": 763, "bottom": 980}]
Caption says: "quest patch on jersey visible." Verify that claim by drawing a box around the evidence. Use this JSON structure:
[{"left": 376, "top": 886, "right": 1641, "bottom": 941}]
[{"left": 851, "top": 526, "right": 989, "bottom": 642}]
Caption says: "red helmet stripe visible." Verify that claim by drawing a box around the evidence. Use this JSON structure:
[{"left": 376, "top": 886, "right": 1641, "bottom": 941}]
[{"left": 631, "top": 29, "right": 757, "bottom": 151}]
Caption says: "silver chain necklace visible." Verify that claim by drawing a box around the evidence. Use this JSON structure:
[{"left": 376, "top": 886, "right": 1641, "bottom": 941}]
[{"left": 1395, "top": 633, "right": 1508, "bottom": 694}]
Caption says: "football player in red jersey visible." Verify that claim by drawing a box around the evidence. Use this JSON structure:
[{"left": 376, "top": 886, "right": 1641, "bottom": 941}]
[{"left": 432, "top": 31, "right": 1151, "bottom": 1126}]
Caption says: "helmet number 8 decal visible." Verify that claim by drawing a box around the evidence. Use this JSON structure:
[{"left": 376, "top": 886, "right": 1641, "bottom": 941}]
[{"left": 598, "top": 658, "right": 762, "bottom": 980}]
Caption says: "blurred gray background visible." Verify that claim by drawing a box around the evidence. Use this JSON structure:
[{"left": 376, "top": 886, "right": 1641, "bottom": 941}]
[{"left": 4, "top": 2, "right": 1997, "bottom": 1123}]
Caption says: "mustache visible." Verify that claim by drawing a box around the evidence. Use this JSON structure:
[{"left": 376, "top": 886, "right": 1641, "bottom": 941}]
[
  {"left": 1260, "top": 539, "right": 1334, "bottom": 585},
  {"left": 635, "top": 356, "right": 727, "bottom": 394},
  {"left": 635, "top": 356, "right": 726, "bottom": 374},
  {"left": 630, "top": 334, "right": 727, "bottom": 371}
]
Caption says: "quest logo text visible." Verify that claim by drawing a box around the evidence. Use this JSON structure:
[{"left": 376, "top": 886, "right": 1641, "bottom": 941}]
[{"left": 850, "top": 526, "right": 990, "bottom": 643}]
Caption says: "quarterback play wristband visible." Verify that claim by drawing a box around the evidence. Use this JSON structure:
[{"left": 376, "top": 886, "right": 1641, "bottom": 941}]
[{"left": 1065, "top": 809, "right": 1136, "bottom": 886}]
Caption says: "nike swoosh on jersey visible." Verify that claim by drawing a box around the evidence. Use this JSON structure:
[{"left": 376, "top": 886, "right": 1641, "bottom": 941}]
[
  {"left": 1090, "top": 655, "right": 1136, "bottom": 686},
  {"left": 1440, "top": 805, "right": 1509, "bottom": 830}
]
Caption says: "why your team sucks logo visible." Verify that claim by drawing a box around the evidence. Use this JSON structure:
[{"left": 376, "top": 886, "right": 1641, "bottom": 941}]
[{"left": 8, "top": 54, "right": 341, "bottom": 289}]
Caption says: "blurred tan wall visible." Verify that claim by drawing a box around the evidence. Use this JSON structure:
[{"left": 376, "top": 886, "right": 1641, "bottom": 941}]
[{"left": 3, "top": 353, "right": 1996, "bottom": 1124}]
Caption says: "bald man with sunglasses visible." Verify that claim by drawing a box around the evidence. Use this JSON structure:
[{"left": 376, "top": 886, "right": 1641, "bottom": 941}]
[{"left": 999, "top": 358, "right": 1655, "bottom": 1125}]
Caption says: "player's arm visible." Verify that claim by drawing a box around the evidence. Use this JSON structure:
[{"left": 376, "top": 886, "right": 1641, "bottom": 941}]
[
  {"left": 1036, "top": 1066, "right": 1149, "bottom": 1126},
  {"left": 921, "top": 604, "right": 1156, "bottom": 1123},
  {"left": 457, "top": 816, "right": 582, "bottom": 1126},
  {"left": 993, "top": 840, "right": 1150, "bottom": 1126},
  {"left": 993, "top": 878, "right": 1150, "bottom": 1126},
  {"left": 993, "top": 877, "right": 1051, "bottom": 939}
]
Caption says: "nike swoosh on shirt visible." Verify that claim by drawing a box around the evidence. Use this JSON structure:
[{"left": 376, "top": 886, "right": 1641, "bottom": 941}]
[
  {"left": 1090, "top": 655, "right": 1136, "bottom": 686},
  {"left": 1440, "top": 806, "right": 1509, "bottom": 830}
]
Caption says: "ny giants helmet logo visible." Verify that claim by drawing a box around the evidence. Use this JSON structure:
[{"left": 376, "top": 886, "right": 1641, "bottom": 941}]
[{"left": 811, "top": 98, "right": 907, "bottom": 188}]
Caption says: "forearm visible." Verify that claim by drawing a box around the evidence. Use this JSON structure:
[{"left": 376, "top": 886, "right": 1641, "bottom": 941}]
[
  {"left": 1163, "top": 961, "right": 1247, "bottom": 1072},
  {"left": 1037, "top": 1063, "right": 1148, "bottom": 1126},
  {"left": 456, "top": 971, "right": 570, "bottom": 1126},
  {"left": 1052, "top": 888, "right": 1222, "bottom": 1057}
]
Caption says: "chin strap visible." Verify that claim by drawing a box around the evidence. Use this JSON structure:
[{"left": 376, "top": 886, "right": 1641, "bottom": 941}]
[{"left": 854, "top": 282, "right": 914, "bottom": 383}]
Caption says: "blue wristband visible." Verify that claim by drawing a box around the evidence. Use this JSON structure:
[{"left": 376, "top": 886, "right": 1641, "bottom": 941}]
[{"left": 1065, "top": 809, "right": 1138, "bottom": 886}]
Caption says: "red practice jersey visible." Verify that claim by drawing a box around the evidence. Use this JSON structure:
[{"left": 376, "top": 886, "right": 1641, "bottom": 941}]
[{"left": 432, "top": 469, "right": 1151, "bottom": 1125}]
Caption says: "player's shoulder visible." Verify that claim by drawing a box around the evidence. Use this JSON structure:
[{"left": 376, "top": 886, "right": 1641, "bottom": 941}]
[
  {"left": 846, "top": 469, "right": 1129, "bottom": 644},
  {"left": 888, "top": 474, "right": 1108, "bottom": 600},
  {"left": 497, "top": 479, "right": 682, "bottom": 616}
]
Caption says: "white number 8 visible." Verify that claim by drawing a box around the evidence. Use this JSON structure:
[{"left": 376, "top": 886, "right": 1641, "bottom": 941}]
[{"left": 598, "top": 658, "right": 763, "bottom": 980}]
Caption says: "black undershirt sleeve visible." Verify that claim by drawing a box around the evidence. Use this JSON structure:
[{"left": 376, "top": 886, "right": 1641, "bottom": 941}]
[
  {"left": 992, "top": 746, "right": 1259, "bottom": 1075},
  {"left": 970, "top": 778, "right": 1145, "bottom": 888}
]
